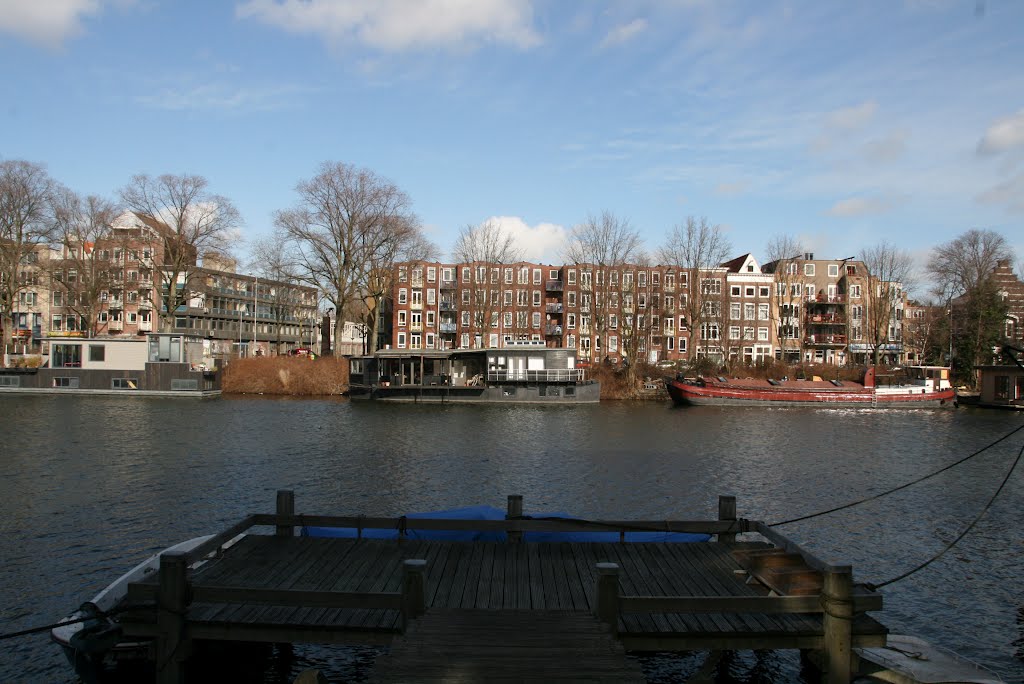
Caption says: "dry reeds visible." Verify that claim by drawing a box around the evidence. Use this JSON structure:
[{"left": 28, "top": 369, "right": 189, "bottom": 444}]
[{"left": 222, "top": 356, "right": 349, "bottom": 396}]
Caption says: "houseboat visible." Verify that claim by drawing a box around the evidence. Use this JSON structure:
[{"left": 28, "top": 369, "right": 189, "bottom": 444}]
[
  {"left": 347, "top": 341, "right": 600, "bottom": 403},
  {"left": 666, "top": 366, "right": 955, "bottom": 408},
  {"left": 0, "top": 333, "right": 221, "bottom": 397}
]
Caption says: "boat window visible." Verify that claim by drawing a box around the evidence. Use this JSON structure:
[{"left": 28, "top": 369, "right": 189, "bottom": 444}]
[
  {"left": 767, "top": 379, "right": 780, "bottom": 386},
  {"left": 830, "top": 379, "right": 843, "bottom": 387}
]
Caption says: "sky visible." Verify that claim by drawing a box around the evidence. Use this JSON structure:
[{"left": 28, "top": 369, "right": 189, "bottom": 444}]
[{"left": 2, "top": 0, "right": 1022, "bottom": 291}]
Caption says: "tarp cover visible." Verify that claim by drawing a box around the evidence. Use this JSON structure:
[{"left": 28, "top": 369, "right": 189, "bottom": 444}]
[{"left": 301, "top": 506, "right": 710, "bottom": 542}]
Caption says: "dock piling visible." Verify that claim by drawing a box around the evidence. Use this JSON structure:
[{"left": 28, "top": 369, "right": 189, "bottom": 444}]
[
  {"left": 822, "top": 565, "right": 854, "bottom": 684},
  {"left": 401, "top": 559, "right": 427, "bottom": 631},
  {"left": 506, "top": 494, "right": 523, "bottom": 544},
  {"left": 718, "top": 495, "right": 737, "bottom": 544},
  {"left": 156, "top": 552, "right": 189, "bottom": 684},
  {"left": 276, "top": 490, "right": 295, "bottom": 537},
  {"left": 594, "top": 562, "right": 620, "bottom": 634}
]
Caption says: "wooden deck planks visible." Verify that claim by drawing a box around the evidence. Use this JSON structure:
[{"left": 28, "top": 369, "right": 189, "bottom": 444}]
[{"left": 122, "top": 536, "right": 884, "bottom": 651}]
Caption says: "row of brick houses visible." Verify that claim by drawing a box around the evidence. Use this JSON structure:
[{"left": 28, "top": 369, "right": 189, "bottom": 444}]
[
  {"left": 387, "top": 253, "right": 909, "bottom": 366},
  {"left": 6, "top": 212, "right": 318, "bottom": 363}
]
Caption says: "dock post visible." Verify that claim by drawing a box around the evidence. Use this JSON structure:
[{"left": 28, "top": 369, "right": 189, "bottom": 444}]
[
  {"left": 821, "top": 565, "right": 853, "bottom": 684},
  {"left": 594, "top": 562, "right": 620, "bottom": 634},
  {"left": 718, "top": 495, "right": 737, "bottom": 544},
  {"left": 155, "top": 552, "right": 189, "bottom": 684},
  {"left": 507, "top": 494, "right": 523, "bottom": 544},
  {"left": 276, "top": 489, "right": 295, "bottom": 537},
  {"left": 401, "top": 559, "right": 427, "bottom": 631}
]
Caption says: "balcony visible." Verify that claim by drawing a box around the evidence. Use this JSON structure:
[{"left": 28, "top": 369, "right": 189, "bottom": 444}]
[
  {"left": 806, "top": 294, "right": 846, "bottom": 304},
  {"left": 804, "top": 334, "right": 847, "bottom": 346},
  {"left": 807, "top": 313, "right": 844, "bottom": 324},
  {"left": 545, "top": 280, "right": 564, "bottom": 291},
  {"left": 108, "top": 320, "right": 123, "bottom": 332},
  {"left": 410, "top": 323, "right": 423, "bottom": 332},
  {"left": 439, "top": 323, "right": 457, "bottom": 334},
  {"left": 440, "top": 280, "right": 456, "bottom": 290},
  {"left": 545, "top": 303, "right": 563, "bottom": 313},
  {"left": 440, "top": 301, "right": 456, "bottom": 312},
  {"left": 545, "top": 325, "right": 563, "bottom": 336},
  {"left": 138, "top": 321, "right": 153, "bottom": 332},
  {"left": 107, "top": 298, "right": 124, "bottom": 309}
]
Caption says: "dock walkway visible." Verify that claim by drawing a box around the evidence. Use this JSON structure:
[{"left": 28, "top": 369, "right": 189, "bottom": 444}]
[
  {"left": 369, "top": 608, "right": 646, "bottom": 683},
  {"left": 118, "top": 492, "right": 886, "bottom": 684}
]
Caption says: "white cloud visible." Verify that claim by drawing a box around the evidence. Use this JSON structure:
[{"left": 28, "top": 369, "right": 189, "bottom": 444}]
[
  {"left": 236, "top": 0, "right": 541, "bottom": 52},
  {"left": 0, "top": 0, "right": 100, "bottom": 48},
  {"left": 135, "top": 82, "right": 315, "bottom": 112},
  {"left": 599, "top": 18, "right": 647, "bottom": 48},
  {"left": 484, "top": 215, "right": 567, "bottom": 264},
  {"left": 714, "top": 181, "right": 748, "bottom": 196},
  {"left": 975, "top": 171, "right": 1024, "bottom": 213},
  {"left": 825, "top": 100, "right": 878, "bottom": 130},
  {"left": 825, "top": 196, "right": 896, "bottom": 217},
  {"left": 863, "top": 129, "right": 909, "bottom": 163},
  {"left": 977, "top": 109, "right": 1024, "bottom": 155}
]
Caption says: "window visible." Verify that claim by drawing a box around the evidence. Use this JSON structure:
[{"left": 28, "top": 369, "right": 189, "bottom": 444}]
[
  {"left": 758, "top": 303, "right": 769, "bottom": 320},
  {"left": 679, "top": 338, "right": 687, "bottom": 353},
  {"left": 426, "top": 311, "right": 435, "bottom": 327},
  {"left": 731, "top": 303, "right": 742, "bottom": 319},
  {"left": 53, "top": 377, "right": 80, "bottom": 388},
  {"left": 462, "top": 266, "right": 471, "bottom": 281},
  {"left": 745, "top": 286, "right": 755, "bottom": 297},
  {"left": 701, "top": 323, "right": 720, "bottom": 340},
  {"left": 533, "top": 269, "right": 541, "bottom": 284},
  {"left": 744, "top": 303, "right": 755, "bottom": 319},
  {"left": 503, "top": 311, "right": 513, "bottom": 328},
  {"left": 112, "top": 378, "right": 138, "bottom": 390},
  {"left": 532, "top": 312, "right": 541, "bottom": 328},
  {"left": 700, "top": 278, "right": 721, "bottom": 294},
  {"left": 425, "top": 333, "right": 435, "bottom": 348},
  {"left": 397, "top": 332, "right": 407, "bottom": 348},
  {"left": 567, "top": 313, "right": 576, "bottom": 329},
  {"left": 567, "top": 292, "right": 576, "bottom": 307},
  {"left": 850, "top": 285, "right": 862, "bottom": 298},
  {"left": 731, "top": 285, "right": 741, "bottom": 296},
  {"left": 609, "top": 314, "right": 618, "bottom": 329},
  {"left": 804, "top": 264, "right": 815, "bottom": 276},
  {"left": 533, "top": 290, "right": 541, "bottom": 306},
  {"left": 0, "top": 376, "right": 20, "bottom": 388},
  {"left": 828, "top": 264, "right": 839, "bottom": 277},
  {"left": 758, "top": 327, "right": 769, "bottom": 341},
  {"left": 730, "top": 326, "right": 740, "bottom": 340},
  {"left": 759, "top": 286, "right": 770, "bottom": 297},
  {"left": 411, "top": 290, "right": 423, "bottom": 306},
  {"left": 398, "top": 288, "right": 407, "bottom": 305},
  {"left": 427, "top": 267, "right": 436, "bottom": 282},
  {"left": 743, "top": 326, "right": 754, "bottom": 340},
  {"left": 398, "top": 311, "right": 407, "bottom": 326},
  {"left": 461, "top": 311, "right": 470, "bottom": 326},
  {"left": 171, "top": 379, "right": 198, "bottom": 391},
  {"left": 427, "top": 289, "right": 436, "bottom": 305},
  {"left": 88, "top": 345, "right": 105, "bottom": 362}
]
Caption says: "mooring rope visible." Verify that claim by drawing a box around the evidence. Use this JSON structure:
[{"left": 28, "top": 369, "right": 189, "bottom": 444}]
[
  {"left": 867, "top": 438, "right": 1024, "bottom": 590},
  {"left": 770, "top": 421, "right": 1024, "bottom": 527},
  {"left": 0, "top": 602, "right": 152, "bottom": 642}
]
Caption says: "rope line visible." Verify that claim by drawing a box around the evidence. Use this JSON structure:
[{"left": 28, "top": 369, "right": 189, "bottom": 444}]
[
  {"left": 868, "top": 439, "right": 1024, "bottom": 590},
  {"left": 0, "top": 602, "right": 152, "bottom": 642},
  {"left": 770, "top": 421, "right": 1024, "bottom": 527}
]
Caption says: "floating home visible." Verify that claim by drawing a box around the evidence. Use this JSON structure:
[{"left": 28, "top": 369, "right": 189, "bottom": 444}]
[
  {"left": 348, "top": 341, "right": 600, "bottom": 403},
  {"left": 0, "top": 333, "right": 221, "bottom": 397}
]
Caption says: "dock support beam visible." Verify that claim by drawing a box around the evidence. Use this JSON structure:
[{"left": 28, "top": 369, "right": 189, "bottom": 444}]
[
  {"left": 276, "top": 489, "right": 295, "bottom": 537},
  {"left": 156, "top": 552, "right": 189, "bottom": 684},
  {"left": 401, "top": 559, "right": 427, "bottom": 631},
  {"left": 718, "top": 495, "right": 737, "bottom": 544},
  {"left": 507, "top": 494, "right": 523, "bottom": 544},
  {"left": 594, "top": 562, "right": 620, "bottom": 634},
  {"left": 821, "top": 565, "right": 853, "bottom": 684}
]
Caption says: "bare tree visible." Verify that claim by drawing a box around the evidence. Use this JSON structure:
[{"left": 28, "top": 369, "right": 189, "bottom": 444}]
[
  {"left": 49, "top": 188, "right": 121, "bottom": 336},
  {"left": 861, "top": 241, "right": 915, "bottom": 366},
  {"left": 120, "top": 173, "right": 241, "bottom": 330},
  {"left": 249, "top": 233, "right": 306, "bottom": 355},
  {"left": 275, "top": 162, "right": 426, "bottom": 350},
  {"left": 763, "top": 234, "right": 805, "bottom": 363},
  {"left": 563, "top": 211, "right": 644, "bottom": 364},
  {"left": 659, "top": 216, "right": 731, "bottom": 363},
  {"left": 452, "top": 219, "right": 523, "bottom": 348},
  {"left": 0, "top": 160, "right": 57, "bottom": 352},
  {"left": 929, "top": 229, "right": 1014, "bottom": 382}
]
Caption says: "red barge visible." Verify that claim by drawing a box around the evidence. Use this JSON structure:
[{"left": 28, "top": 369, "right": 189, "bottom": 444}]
[{"left": 666, "top": 366, "right": 956, "bottom": 408}]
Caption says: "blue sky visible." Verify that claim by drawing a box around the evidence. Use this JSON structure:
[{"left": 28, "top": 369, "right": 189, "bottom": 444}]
[{"left": 2, "top": 0, "right": 1022, "bottom": 287}]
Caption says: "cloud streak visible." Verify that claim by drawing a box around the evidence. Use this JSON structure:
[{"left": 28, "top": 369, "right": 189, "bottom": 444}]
[
  {"left": 825, "top": 196, "right": 897, "bottom": 217},
  {"left": 236, "top": 0, "right": 541, "bottom": 52},
  {"left": 977, "top": 109, "right": 1024, "bottom": 155},
  {"left": 599, "top": 18, "right": 647, "bottom": 48}
]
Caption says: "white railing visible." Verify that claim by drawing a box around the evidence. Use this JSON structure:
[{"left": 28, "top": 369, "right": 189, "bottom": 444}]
[{"left": 487, "top": 369, "right": 585, "bottom": 383}]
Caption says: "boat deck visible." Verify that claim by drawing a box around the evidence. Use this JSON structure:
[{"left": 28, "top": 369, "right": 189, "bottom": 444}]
[{"left": 114, "top": 492, "right": 887, "bottom": 683}]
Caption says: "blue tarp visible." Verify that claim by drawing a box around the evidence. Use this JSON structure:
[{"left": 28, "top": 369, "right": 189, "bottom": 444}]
[{"left": 301, "top": 506, "right": 710, "bottom": 543}]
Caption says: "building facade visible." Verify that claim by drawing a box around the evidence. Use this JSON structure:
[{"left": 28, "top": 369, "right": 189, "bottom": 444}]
[{"left": 391, "top": 254, "right": 915, "bottom": 368}]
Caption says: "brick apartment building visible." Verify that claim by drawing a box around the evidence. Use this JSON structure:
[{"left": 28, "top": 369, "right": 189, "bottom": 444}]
[{"left": 391, "top": 254, "right": 912, "bottom": 367}]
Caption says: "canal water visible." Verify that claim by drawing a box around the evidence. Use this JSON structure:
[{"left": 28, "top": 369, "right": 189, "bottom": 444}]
[{"left": 0, "top": 395, "right": 1022, "bottom": 683}]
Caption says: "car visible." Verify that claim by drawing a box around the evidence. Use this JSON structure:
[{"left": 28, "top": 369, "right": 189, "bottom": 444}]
[
  {"left": 656, "top": 359, "right": 678, "bottom": 369},
  {"left": 288, "top": 347, "right": 314, "bottom": 357}
]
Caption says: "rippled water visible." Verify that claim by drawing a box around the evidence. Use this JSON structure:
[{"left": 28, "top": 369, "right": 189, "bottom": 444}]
[{"left": 0, "top": 396, "right": 1022, "bottom": 682}]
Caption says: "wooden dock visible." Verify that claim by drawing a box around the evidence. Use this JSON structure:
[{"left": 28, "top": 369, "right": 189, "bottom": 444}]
[{"left": 119, "top": 492, "right": 886, "bottom": 683}]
